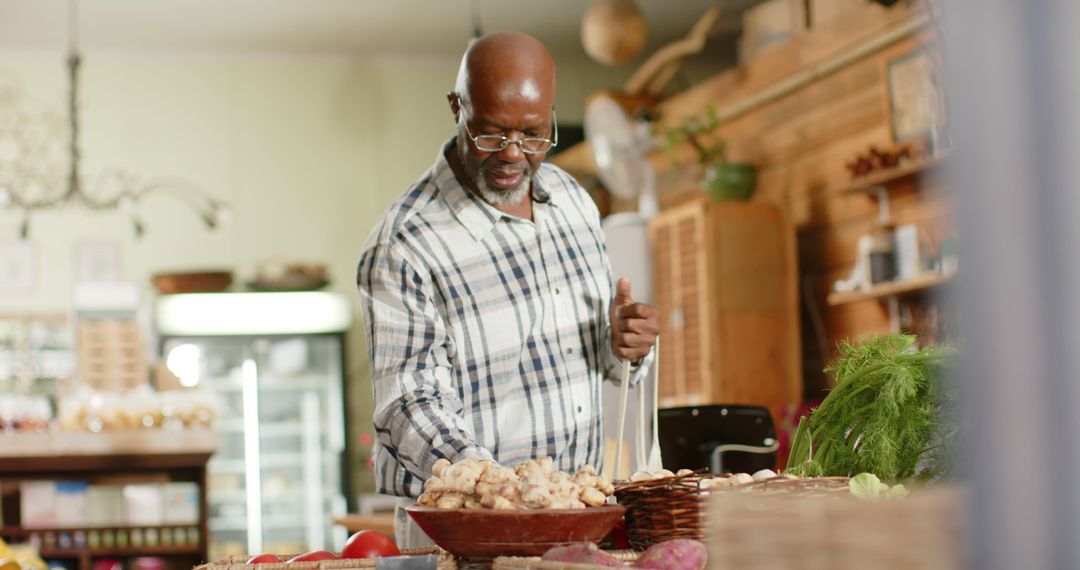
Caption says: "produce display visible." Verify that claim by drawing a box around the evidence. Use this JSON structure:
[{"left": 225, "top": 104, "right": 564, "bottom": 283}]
[
  {"left": 541, "top": 540, "right": 707, "bottom": 570},
  {"left": 286, "top": 551, "right": 337, "bottom": 563},
  {"left": 416, "top": 457, "right": 615, "bottom": 509},
  {"left": 243, "top": 530, "right": 399, "bottom": 564},
  {"left": 339, "top": 530, "right": 400, "bottom": 559},
  {"left": 623, "top": 468, "right": 783, "bottom": 489},
  {"left": 57, "top": 385, "right": 217, "bottom": 432},
  {"left": 785, "top": 334, "right": 956, "bottom": 481},
  {"left": 0, "top": 539, "right": 46, "bottom": 570}
]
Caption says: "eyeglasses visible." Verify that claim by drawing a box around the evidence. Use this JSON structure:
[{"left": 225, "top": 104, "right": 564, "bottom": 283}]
[{"left": 461, "top": 109, "right": 559, "bottom": 155}]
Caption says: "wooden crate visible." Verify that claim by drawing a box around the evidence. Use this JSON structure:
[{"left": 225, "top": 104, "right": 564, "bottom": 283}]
[{"left": 648, "top": 199, "right": 801, "bottom": 411}]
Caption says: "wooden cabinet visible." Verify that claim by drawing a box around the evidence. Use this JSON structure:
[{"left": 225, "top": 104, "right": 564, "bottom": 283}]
[
  {"left": 649, "top": 199, "right": 801, "bottom": 410},
  {"left": 0, "top": 431, "right": 217, "bottom": 570}
]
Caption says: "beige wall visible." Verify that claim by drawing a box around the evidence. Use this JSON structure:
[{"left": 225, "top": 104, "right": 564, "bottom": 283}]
[{"left": 0, "top": 51, "right": 632, "bottom": 495}]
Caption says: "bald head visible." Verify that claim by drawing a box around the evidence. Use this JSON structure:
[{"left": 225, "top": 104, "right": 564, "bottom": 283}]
[{"left": 453, "top": 32, "right": 556, "bottom": 112}]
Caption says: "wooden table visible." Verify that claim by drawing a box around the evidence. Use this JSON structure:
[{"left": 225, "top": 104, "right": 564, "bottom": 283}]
[{"left": 333, "top": 514, "right": 396, "bottom": 537}]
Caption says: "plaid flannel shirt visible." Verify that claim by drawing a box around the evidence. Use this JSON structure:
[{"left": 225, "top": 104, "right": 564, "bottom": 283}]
[{"left": 357, "top": 139, "right": 652, "bottom": 497}]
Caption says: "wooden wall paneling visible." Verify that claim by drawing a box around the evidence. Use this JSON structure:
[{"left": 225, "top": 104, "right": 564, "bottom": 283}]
[
  {"left": 651, "top": 2, "right": 923, "bottom": 128},
  {"left": 557, "top": 1, "right": 948, "bottom": 405}
]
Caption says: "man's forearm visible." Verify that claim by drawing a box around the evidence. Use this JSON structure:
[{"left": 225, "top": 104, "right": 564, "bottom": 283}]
[{"left": 373, "top": 389, "right": 494, "bottom": 483}]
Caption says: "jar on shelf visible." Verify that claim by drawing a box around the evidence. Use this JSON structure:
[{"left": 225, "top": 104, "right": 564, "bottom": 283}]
[{"left": 867, "top": 224, "right": 897, "bottom": 284}]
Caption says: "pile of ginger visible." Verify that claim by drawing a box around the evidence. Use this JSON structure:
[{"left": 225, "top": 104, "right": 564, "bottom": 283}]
[{"left": 416, "top": 456, "right": 615, "bottom": 510}]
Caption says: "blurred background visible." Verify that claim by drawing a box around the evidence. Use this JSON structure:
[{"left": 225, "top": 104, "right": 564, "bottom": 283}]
[{"left": 1, "top": 0, "right": 1072, "bottom": 568}]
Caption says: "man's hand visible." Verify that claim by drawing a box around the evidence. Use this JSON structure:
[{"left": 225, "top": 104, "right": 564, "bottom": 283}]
[{"left": 610, "top": 277, "right": 660, "bottom": 363}]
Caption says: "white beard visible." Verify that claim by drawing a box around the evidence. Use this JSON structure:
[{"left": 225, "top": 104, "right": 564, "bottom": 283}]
[{"left": 477, "top": 173, "right": 532, "bottom": 206}]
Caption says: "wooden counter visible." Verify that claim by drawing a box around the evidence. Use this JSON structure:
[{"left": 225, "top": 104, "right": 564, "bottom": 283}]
[{"left": 333, "top": 514, "right": 396, "bottom": 537}]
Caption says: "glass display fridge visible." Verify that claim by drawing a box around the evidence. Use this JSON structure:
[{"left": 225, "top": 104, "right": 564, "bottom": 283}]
[{"left": 155, "top": 292, "right": 352, "bottom": 560}]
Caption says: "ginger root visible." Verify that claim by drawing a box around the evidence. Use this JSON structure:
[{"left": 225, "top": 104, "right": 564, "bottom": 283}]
[{"left": 419, "top": 456, "right": 615, "bottom": 510}]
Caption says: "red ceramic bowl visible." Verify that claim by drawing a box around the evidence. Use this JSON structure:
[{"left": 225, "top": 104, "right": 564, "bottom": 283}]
[{"left": 405, "top": 505, "right": 626, "bottom": 559}]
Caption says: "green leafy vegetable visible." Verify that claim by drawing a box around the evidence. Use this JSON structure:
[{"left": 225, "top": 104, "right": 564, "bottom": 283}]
[
  {"left": 785, "top": 334, "right": 956, "bottom": 481},
  {"left": 848, "top": 473, "right": 909, "bottom": 500},
  {"left": 848, "top": 473, "right": 886, "bottom": 499}
]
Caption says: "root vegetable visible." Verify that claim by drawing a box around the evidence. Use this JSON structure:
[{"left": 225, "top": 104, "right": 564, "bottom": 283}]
[
  {"left": 632, "top": 539, "right": 707, "bottom": 570},
  {"left": 541, "top": 543, "right": 624, "bottom": 567},
  {"left": 728, "top": 473, "right": 754, "bottom": 486},
  {"left": 580, "top": 486, "right": 607, "bottom": 507},
  {"left": 479, "top": 494, "right": 517, "bottom": 510},
  {"left": 522, "top": 483, "right": 553, "bottom": 509},
  {"left": 435, "top": 492, "right": 466, "bottom": 509},
  {"left": 424, "top": 476, "right": 448, "bottom": 494},
  {"left": 536, "top": 456, "right": 554, "bottom": 472},
  {"left": 752, "top": 469, "right": 778, "bottom": 481},
  {"left": 420, "top": 457, "right": 614, "bottom": 510},
  {"left": 700, "top": 477, "right": 731, "bottom": 490},
  {"left": 596, "top": 474, "right": 615, "bottom": 495},
  {"left": 432, "top": 458, "right": 452, "bottom": 477}
]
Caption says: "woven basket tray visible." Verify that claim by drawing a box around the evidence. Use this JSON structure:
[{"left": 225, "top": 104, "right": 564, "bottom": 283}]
[
  {"left": 195, "top": 548, "right": 456, "bottom": 570},
  {"left": 492, "top": 550, "right": 638, "bottom": 569},
  {"left": 613, "top": 472, "right": 851, "bottom": 550},
  {"left": 706, "top": 486, "right": 967, "bottom": 570}
]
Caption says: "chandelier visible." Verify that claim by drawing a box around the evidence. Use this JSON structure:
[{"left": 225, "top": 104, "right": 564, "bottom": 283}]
[{"left": 0, "top": 0, "right": 228, "bottom": 238}]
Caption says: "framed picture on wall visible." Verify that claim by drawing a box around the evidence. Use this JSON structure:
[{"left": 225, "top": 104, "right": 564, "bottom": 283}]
[
  {"left": 75, "top": 240, "right": 122, "bottom": 283},
  {"left": 884, "top": 48, "right": 947, "bottom": 144},
  {"left": 0, "top": 241, "right": 35, "bottom": 293}
]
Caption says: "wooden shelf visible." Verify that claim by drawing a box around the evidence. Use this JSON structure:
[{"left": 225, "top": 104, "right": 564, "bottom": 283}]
[
  {"left": 827, "top": 272, "right": 956, "bottom": 306},
  {"left": 36, "top": 546, "right": 202, "bottom": 558},
  {"left": 831, "top": 153, "right": 950, "bottom": 194},
  {"left": 0, "top": 434, "right": 214, "bottom": 570},
  {"left": 0, "top": 430, "right": 217, "bottom": 472},
  {"left": 2, "top": 526, "right": 193, "bottom": 535}
]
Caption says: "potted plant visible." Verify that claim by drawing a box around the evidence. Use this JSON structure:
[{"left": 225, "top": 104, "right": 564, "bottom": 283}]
[{"left": 661, "top": 103, "right": 757, "bottom": 201}]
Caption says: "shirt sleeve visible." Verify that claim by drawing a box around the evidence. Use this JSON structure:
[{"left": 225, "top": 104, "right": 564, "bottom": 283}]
[{"left": 357, "top": 243, "right": 494, "bottom": 487}]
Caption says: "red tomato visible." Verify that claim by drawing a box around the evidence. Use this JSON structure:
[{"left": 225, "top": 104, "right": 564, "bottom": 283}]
[
  {"left": 287, "top": 551, "right": 338, "bottom": 563},
  {"left": 246, "top": 554, "right": 282, "bottom": 565},
  {"left": 340, "top": 530, "right": 400, "bottom": 559}
]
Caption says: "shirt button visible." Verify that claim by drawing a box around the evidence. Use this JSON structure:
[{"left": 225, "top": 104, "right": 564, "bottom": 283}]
[
  {"left": 555, "top": 288, "right": 560, "bottom": 295},
  {"left": 577, "top": 406, "right": 583, "bottom": 413},
  {"left": 566, "top": 348, "right": 573, "bottom": 354}
]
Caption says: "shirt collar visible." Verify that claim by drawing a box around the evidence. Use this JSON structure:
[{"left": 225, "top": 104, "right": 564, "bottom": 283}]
[{"left": 433, "top": 137, "right": 560, "bottom": 241}]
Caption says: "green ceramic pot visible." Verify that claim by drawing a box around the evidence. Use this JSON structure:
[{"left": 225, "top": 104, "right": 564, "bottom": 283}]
[{"left": 701, "top": 162, "right": 757, "bottom": 201}]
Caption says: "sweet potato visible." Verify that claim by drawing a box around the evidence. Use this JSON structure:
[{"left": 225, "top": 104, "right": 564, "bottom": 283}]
[
  {"left": 541, "top": 543, "right": 625, "bottom": 567},
  {"left": 631, "top": 539, "right": 706, "bottom": 570}
]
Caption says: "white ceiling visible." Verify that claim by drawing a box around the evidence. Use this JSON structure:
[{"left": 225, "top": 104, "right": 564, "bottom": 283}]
[{"left": 0, "top": 0, "right": 762, "bottom": 65}]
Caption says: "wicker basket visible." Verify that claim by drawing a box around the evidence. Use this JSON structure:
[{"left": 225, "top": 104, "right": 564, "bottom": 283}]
[
  {"left": 613, "top": 472, "right": 851, "bottom": 550},
  {"left": 194, "top": 548, "right": 456, "bottom": 570},
  {"left": 492, "top": 550, "right": 638, "bottom": 569},
  {"left": 706, "top": 487, "right": 967, "bottom": 570}
]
